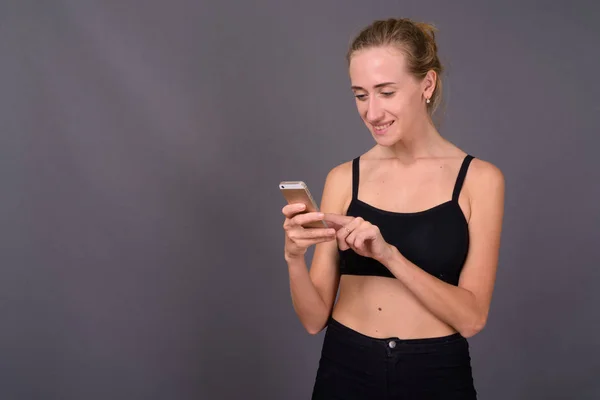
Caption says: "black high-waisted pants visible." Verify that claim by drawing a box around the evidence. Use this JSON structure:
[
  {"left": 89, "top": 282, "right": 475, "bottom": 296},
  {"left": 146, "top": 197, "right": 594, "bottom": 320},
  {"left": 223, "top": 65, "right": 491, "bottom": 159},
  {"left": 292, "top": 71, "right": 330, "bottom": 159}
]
[{"left": 311, "top": 318, "right": 477, "bottom": 400}]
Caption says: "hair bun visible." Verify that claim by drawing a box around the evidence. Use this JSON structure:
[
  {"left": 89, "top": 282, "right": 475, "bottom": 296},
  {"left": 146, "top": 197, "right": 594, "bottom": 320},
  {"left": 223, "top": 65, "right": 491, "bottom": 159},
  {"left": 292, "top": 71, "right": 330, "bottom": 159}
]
[{"left": 415, "top": 22, "right": 437, "bottom": 42}]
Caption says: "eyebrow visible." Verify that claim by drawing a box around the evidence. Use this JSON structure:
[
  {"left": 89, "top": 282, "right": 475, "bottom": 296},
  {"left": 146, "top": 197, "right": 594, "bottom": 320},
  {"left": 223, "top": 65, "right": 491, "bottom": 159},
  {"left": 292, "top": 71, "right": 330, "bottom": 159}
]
[{"left": 351, "top": 82, "right": 397, "bottom": 90}]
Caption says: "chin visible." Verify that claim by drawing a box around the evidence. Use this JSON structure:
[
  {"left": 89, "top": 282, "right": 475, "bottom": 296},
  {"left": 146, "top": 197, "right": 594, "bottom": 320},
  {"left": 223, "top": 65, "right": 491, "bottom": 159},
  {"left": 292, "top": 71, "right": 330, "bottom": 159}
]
[
  {"left": 375, "top": 138, "right": 399, "bottom": 147},
  {"left": 371, "top": 129, "right": 402, "bottom": 146}
]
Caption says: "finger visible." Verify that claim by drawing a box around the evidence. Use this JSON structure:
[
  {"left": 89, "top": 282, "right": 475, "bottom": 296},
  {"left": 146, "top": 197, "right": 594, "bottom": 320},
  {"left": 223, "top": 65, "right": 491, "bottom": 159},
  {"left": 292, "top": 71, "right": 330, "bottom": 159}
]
[
  {"left": 353, "top": 229, "right": 375, "bottom": 251},
  {"left": 345, "top": 228, "right": 358, "bottom": 249},
  {"left": 292, "top": 211, "right": 325, "bottom": 227},
  {"left": 334, "top": 222, "right": 350, "bottom": 250},
  {"left": 295, "top": 228, "right": 336, "bottom": 240},
  {"left": 336, "top": 218, "right": 362, "bottom": 250},
  {"left": 337, "top": 235, "right": 350, "bottom": 251},
  {"left": 295, "top": 235, "right": 338, "bottom": 248},
  {"left": 282, "top": 203, "right": 306, "bottom": 217},
  {"left": 323, "top": 218, "right": 345, "bottom": 231},
  {"left": 335, "top": 222, "right": 352, "bottom": 242},
  {"left": 343, "top": 218, "right": 367, "bottom": 248},
  {"left": 345, "top": 217, "right": 364, "bottom": 234},
  {"left": 323, "top": 213, "right": 355, "bottom": 230},
  {"left": 352, "top": 231, "right": 364, "bottom": 250},
  {"left": 289, "top": 228, "right": 336, "bottom": 242}
]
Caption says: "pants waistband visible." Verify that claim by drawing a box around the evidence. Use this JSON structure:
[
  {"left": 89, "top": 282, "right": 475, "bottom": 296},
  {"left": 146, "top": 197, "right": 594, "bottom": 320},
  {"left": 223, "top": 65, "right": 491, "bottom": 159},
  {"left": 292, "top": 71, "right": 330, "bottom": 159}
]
[{"left": 327, "top": 317, "right": 465, "bottom": 347}]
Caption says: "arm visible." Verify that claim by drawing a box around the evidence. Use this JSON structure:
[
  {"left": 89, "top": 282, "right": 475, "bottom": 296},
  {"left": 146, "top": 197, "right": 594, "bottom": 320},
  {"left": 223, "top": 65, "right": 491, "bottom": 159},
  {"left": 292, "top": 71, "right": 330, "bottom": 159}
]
[
  {"left": 380, "top": 160, "right": 505, "bottom": 338},
  {"left": 285, "top": 163, "right": 351, "bottom": 334}
]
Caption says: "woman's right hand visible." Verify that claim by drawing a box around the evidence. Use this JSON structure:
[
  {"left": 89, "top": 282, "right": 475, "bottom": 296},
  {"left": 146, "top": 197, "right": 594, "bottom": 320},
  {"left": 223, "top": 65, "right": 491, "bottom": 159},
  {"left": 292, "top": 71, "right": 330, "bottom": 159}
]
[{"left": 282, "top": 203, "right": 337, "bottom": 261}]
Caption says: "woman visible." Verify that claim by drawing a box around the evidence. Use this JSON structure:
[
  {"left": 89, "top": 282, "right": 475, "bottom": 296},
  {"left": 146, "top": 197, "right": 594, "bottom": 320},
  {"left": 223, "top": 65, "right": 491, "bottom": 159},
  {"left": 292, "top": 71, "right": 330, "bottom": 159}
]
[{"left": 282, "top": 18, "right": 504, "bottom": 399}]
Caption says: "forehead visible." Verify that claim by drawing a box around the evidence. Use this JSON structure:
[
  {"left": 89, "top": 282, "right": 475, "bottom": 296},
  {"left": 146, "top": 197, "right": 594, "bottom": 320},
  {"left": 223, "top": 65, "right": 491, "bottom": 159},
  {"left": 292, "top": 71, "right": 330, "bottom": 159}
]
[{"left": 349, "top": 46, "right": 410, "bottom": 87}]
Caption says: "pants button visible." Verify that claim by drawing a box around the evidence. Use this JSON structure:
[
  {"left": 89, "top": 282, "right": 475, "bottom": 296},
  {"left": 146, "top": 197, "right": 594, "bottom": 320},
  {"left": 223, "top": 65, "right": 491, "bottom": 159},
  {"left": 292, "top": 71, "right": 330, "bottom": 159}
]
[{"left": 388, "top": 340, "right": 396, "bottom": 349}]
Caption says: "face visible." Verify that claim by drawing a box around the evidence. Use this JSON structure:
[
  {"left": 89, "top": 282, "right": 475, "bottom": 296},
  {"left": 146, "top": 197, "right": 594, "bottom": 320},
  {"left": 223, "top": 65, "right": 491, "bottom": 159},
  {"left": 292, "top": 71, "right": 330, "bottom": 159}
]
[{"left": 349, "top": 46, "right": 433, "bottom": 144}]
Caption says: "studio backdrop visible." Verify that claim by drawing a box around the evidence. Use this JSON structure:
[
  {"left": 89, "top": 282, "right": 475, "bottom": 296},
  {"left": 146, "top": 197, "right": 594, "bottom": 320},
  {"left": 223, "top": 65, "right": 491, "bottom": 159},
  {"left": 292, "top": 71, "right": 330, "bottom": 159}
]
[{"left": 1, "top": 1, "right": 598, "bottom": 399}]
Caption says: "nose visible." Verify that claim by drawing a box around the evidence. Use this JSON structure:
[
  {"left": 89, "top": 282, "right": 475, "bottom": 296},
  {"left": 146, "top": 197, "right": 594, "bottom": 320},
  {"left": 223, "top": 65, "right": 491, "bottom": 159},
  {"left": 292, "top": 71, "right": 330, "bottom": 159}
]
[{"left": 365, "top": 97, "right": 384, "bottom": 122}]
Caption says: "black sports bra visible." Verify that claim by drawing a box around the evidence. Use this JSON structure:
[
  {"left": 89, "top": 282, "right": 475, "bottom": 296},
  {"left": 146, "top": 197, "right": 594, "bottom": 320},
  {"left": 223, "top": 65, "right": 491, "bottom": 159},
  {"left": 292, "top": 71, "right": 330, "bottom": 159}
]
[{"left": 338, "top": 155, "right": 474, "bottom": 286}]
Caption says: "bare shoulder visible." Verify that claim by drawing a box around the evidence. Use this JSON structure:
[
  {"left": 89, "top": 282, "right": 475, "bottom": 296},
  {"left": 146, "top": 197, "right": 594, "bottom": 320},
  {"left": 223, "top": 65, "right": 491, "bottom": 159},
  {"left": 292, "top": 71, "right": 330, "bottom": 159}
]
[
  {"left": 320, "top": 159, "right": 353, "bottom": 214},
  {"left": 464, "top": 157, "right": 505, "bottom": 212},
  {"left": 467, "top": 157, "right": 505, "bottom": 195},
  {"left": 325, "top": 160, "right": 353, "bottom": 189}
]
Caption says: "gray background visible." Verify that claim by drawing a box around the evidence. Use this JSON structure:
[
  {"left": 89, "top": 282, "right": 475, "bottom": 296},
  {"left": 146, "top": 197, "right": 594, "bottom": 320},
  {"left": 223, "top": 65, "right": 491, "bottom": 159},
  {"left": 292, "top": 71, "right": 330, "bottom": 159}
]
[{"left": 1, "top": 0, "right": 599, "bottom": 399}]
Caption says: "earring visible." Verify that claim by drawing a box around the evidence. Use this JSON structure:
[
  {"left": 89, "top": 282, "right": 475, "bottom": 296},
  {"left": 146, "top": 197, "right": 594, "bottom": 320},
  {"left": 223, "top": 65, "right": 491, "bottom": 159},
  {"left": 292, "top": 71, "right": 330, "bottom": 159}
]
[{"left": 426, "top": 98, "right": 431, "bottom": 104}]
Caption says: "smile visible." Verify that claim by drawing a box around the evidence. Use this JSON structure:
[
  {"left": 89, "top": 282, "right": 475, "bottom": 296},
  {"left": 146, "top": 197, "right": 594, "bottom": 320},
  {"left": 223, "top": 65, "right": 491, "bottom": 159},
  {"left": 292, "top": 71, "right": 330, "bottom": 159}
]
[{"left": 373, "top": 121, "right": 394, "bottom": 132}]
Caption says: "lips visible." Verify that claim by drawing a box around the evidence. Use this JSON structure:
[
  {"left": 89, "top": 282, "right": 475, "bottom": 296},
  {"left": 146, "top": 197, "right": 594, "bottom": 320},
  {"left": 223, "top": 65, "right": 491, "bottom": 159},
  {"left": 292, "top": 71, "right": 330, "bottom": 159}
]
[{"left": 372, "top": 120, "right": 394, "bottom": 133}]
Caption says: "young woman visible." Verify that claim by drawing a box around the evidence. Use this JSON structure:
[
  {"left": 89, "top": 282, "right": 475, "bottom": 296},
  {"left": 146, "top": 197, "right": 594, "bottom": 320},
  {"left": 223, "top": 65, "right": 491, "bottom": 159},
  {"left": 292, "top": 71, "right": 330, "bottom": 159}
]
[{"left": 282, "top": 18, "right": 505, "bottom": 399}]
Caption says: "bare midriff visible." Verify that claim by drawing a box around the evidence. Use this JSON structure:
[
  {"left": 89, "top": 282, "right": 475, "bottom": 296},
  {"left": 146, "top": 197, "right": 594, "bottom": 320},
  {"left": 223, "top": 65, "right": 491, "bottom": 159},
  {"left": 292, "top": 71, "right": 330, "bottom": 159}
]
[{"left": 331, "top": 275, "right": 457, "bottom": 339}]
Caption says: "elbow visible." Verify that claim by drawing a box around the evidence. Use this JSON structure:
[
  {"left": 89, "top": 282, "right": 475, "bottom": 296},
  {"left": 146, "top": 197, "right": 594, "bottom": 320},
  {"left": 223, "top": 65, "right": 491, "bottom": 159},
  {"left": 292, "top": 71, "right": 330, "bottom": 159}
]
[
  {"left": 302, "top": 305, "right": 332, "bottom": 335},
  {"left": 459, "top": 315, "right": 487, "bottom": 339},
  {"left": 306, "top": 326, "right": 324, "bottom": 335},
  {"left": 303, "top": 316, "right": 330, "bottom": 335},
  {"left": 305, "top": 321, "right": 327, "bottom": 335}
]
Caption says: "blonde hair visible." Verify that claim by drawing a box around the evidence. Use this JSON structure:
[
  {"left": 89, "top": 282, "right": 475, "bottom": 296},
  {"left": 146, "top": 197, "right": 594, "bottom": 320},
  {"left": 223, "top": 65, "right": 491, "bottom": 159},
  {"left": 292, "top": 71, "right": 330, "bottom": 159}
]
[{"left": 347, "top": 18, "right": 444, "bottom": 115}]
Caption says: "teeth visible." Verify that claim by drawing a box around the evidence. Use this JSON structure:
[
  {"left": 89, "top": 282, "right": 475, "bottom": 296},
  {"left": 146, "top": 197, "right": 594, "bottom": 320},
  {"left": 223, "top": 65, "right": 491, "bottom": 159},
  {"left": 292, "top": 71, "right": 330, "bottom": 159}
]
[{"left": 374, "top": 121, "right": 393, "bottom": 130}]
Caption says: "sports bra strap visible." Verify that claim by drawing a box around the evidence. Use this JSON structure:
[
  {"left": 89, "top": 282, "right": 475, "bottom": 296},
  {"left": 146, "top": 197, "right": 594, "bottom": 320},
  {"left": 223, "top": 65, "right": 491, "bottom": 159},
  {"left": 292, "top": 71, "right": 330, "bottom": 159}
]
[
  {"left": 452, "top": 155, "right": 474, "bottom": 202},
  {"left": 352, "top": 157, "right": 360, "bottom": 199}
]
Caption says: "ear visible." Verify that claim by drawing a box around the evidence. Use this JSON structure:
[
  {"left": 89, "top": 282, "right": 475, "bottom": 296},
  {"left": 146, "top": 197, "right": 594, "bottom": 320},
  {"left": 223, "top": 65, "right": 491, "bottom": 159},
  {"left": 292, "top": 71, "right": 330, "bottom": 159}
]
[{"left": 422, "top": 70, "right": 437, "bottom": 100}]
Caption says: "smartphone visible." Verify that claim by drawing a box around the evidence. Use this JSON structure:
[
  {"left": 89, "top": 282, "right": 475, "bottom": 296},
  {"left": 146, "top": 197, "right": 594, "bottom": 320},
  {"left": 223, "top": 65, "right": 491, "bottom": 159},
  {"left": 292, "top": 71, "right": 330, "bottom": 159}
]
[{"left": 279, "top": 181, "right": 328, "bottom": 229}]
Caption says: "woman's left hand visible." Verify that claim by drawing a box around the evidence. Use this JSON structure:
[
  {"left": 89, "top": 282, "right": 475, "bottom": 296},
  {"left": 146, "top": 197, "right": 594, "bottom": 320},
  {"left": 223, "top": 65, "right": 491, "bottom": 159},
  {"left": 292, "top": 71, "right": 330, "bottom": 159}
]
[{"left": 323, "top": 214, "right": 393, "bottom": 262}]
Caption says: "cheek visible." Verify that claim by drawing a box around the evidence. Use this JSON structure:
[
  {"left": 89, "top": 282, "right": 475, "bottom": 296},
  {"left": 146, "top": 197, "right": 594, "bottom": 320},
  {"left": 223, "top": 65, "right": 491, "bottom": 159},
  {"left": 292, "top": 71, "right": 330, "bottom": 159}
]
[
  {"left": 387, "top": 98, "right": 409, "bottom": 118},
  {"left": 391, "top": 94, "right": 419, "bottom": 116}
]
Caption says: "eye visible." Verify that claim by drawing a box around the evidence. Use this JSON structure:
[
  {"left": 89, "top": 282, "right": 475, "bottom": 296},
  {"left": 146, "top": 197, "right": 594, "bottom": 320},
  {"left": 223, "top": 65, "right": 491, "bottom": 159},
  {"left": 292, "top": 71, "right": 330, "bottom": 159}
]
[
  {"left": 354, "top": 94, "right": 367, "bottom": 101},
  {"left": 381, "top": 92, "right": 395, "bottom": 97}
]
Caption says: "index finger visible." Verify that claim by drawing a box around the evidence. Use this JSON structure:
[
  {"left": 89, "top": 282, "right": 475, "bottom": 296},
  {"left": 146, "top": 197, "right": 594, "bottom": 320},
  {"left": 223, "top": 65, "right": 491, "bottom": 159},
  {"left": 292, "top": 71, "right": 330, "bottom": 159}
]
[
  {"left": 282, "top": 203, "right": 306, "bottom": 217},
  {"left": 323, "top": 213, "right": 354, "bottom": 230}
]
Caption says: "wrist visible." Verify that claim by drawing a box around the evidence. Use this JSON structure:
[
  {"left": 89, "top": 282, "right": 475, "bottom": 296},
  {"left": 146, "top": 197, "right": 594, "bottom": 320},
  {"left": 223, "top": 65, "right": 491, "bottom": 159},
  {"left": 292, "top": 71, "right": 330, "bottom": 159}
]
[
  {"left": 286, "top": 256, "right": 308, "bottom": 277},
  {"left": 377, "top": 243, "right": 399, "bottom": 266},
  {"left": 285, "top": 252, "right": 305, "bottom": 264}
]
